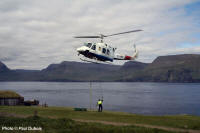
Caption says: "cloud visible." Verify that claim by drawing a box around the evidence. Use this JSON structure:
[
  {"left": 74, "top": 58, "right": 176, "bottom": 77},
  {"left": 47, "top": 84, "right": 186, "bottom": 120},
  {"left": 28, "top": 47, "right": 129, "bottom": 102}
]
[{"left": 0, "top": 0, "right": 199, "bottom": 69}]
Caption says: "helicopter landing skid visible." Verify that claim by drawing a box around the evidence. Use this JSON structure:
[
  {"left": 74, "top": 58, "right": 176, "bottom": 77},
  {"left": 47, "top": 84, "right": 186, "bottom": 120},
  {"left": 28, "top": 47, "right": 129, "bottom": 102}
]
[
  {"left": 80, "top": 58, "right": 100, "bottom": 64},
  {"left": 80, "top": 57, "right": 112, "bottom": 65}
]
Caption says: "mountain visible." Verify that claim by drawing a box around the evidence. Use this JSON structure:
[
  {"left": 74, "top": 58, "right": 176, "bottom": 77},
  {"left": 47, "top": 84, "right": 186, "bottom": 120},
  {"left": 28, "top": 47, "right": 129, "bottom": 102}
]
[
  {"left": 0, "top": 54, "right": 200, "bottom": 82},
  {"left": 148, "top": 54, "right": 200, "bottom": 69},
  {"left": 0, "top": 62, "right": 13, "bottom": 81},
  {"left": 0, "top": 62, "right": 41, "bottom": 81},
  {"left": 120, "top": 61, "right": 148, "bottom": 71},
  {"left": 41, "top": 61, "right": 120, "bottom": 81},
  {"left": 122, "top": 54, "right": 200, "bottom": 82},
  {"left": 0, "top": 61, "right": 10, "bottom": 72},
  {"left": 0, "top": 61, "right": 12, "bottom": 81}
]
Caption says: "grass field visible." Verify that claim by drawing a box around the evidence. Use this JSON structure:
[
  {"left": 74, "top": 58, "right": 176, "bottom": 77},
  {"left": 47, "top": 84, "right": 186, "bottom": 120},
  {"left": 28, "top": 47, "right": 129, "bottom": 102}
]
[
  {"left": 0, "top": 116, "right": 175, "bottom": 133},
  {"left": 0, "top": 106, "right": 200, "bottom": 133}
]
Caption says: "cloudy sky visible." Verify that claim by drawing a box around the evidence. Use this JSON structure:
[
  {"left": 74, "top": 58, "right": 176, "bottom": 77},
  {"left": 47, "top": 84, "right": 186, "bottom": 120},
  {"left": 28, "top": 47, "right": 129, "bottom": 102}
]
[{"left": 0, "top": 0, "right": 200, "bottom": 69}]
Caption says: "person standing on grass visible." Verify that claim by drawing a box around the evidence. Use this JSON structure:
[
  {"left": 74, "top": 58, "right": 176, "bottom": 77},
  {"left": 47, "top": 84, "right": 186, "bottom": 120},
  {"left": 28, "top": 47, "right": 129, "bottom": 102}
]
[{"left": 97, "top": 99, "right": 103, "bottom": 112}]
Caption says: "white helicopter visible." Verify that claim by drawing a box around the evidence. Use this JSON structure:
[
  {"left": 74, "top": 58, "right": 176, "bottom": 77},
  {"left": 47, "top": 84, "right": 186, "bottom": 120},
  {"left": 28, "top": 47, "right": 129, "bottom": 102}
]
[{"left": 74, "top": 29, "right": 142, "bottom": 63}]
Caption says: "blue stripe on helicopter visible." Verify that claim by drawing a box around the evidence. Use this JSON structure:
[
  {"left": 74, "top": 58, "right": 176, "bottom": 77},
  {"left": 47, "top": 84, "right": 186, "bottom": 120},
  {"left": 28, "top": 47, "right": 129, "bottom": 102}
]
[{"left": 92, "top": 53, "right": 113, "bottom": 62}]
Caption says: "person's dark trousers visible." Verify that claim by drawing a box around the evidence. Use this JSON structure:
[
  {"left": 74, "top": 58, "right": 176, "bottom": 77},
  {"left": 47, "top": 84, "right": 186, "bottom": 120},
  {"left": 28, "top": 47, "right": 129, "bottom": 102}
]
[
  {"left": 98, "top": 105, "right": 100, "bottom": 112},
  {"left": 98, "top": 104, "right": 103, "bottom": 112}
]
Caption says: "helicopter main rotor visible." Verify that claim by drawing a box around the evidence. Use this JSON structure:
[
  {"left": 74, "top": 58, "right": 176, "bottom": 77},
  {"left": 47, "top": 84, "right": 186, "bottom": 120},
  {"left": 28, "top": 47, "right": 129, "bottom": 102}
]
[{"left": 74, "top": 29, "right": 142, "bottom": 43}]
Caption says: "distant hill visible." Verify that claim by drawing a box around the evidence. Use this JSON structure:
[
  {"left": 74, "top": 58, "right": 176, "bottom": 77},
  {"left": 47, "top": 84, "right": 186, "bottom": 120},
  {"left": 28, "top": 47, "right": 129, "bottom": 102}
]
[
  {"left": 0, "top": 54, "right": 200, "bottom": 82},
  {"left": 148, "top": 54, "right": 200, "bottom": 69},
  {"left": 41, "top": 61, "right": 120, "bottom": 81},
  {"left": 0, "top": 61, "right": 12, "bottom": 81},
  {"left": 0, "top": 61, "right": 41, "bottom": 81},
  {"left": 0, "top": 61, "right": 10, "bottom": 73},
  {"left": 122, "top": 54, "right": 200, "bottom": 82},
  {"left": 120, "top": 61, "right": 148, "bottom": 70}
]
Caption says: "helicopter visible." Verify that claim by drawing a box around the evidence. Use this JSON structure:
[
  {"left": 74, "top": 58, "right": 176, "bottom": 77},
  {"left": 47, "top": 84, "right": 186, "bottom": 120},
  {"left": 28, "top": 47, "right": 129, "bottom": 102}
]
[{"left": 74, "top": 29, "right": 142, "bottom": 63}]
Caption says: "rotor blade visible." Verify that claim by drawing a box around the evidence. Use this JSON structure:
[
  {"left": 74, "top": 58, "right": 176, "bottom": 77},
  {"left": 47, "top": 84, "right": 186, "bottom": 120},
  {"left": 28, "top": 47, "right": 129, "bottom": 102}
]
[
  {"left": 74, "top": 36, "right": 100, "bottom": 38},
  {"left": 105, "top": 30, "right": 143, "bottom": 37}
]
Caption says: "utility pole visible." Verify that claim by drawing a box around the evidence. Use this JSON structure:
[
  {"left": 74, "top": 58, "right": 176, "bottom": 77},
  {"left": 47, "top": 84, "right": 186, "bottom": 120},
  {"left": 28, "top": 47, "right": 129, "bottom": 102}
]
[{"left": 89, "top": 81, "right": 92, "bottom": 111}]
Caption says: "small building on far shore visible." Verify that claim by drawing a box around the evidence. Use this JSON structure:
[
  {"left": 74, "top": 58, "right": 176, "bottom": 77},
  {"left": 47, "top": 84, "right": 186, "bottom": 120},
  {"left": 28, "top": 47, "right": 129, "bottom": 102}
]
[{"left": 0, "top": 90, "right": 24, "bottom": 106}]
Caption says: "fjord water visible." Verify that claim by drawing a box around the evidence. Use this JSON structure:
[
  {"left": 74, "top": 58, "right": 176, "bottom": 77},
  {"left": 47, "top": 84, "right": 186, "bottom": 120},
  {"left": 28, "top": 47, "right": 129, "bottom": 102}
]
[{"left": 0, "top": 82, "right": 200, "bottom": 116}]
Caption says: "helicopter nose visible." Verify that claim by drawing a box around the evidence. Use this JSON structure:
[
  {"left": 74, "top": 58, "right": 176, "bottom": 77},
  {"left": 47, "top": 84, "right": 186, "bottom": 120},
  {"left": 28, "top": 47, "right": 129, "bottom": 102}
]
[
  {"left": 77, "top": 47, "right": 84, "bottom": 52},
  {"left": 77, "top": 46, "right": 89, "bottom": 53}
]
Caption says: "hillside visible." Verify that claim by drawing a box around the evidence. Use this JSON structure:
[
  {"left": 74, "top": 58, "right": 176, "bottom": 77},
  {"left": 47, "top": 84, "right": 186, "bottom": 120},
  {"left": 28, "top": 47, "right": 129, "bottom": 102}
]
[
  {"left": 0, "top": 62, "right": 41, "bottom": 81},
  {"left": 122, "top": 54, "right": 200, "bottom": 82},
  {"left": 41, "top": 61, "right": 120, "bottom": 81},
  {"left": 0, "top": 54, "right": 200, "bottom": 82},
  {"left": 0, "top": 61, "right": 10, "bottom": 73}
]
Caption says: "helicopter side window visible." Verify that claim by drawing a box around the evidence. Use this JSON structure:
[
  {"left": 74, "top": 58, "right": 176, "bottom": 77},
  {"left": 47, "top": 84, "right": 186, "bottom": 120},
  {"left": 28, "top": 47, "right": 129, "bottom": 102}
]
[
  {"left": 107, "top": 49, "right": 110, "bottom": 55},
  {"left": 91, "top": 45, "right": 96, "bottom": 50},
  {"left": 102, "top": 48, "right": 106, "bottom": 54},
  {"left": 99, "top": 47, "right": 101, "bottom": 51},
  {"left": 85, "top": 43, "right": 92, "bottom": 48}
]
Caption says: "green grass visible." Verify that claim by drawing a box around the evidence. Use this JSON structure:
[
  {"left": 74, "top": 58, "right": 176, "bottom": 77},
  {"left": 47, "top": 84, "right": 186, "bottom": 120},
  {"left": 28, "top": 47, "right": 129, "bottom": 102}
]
[
  {"left": 0, "top": 106, "right": 200, "bottom": 130},
  {"left": 0, "top": 90, "right": 21, "bottom": 98},
  {"left": 0, "top": 116, "right": 176, "bottom": 133}
]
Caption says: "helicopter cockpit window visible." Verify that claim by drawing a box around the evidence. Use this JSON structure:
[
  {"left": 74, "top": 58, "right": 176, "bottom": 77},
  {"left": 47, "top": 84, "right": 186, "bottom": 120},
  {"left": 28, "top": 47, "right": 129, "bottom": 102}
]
[
  {"left": 85, "top": 43, "right": 92, "bottom": 48},
  {"left": 91, "top": 45, "right": 96, "bottom": 50},
  {"left": 107, "top": 49, "right": 110, "bottom": 55},
  {"left": 102, "top": 48, "right": 106, "bottom": 54}
]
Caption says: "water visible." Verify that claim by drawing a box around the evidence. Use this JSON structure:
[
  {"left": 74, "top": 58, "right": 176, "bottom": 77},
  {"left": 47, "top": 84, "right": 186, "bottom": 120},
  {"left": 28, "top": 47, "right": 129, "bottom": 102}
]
[{"left": 0, "top": 82, "right": 200, "bottom": 116}]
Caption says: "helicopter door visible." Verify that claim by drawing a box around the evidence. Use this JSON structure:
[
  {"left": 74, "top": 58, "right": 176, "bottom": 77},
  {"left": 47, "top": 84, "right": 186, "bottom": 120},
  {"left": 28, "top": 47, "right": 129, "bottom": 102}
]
[
  {"left": 102, "top": 48, "right": 106, "bottom": 55},
  {"left": 91, "top": 44, "right": 96, "bottom": 51},
  {"left": 106, "top": 49, "right": 110, "bottom": 56},
  {"left": 91, "top": 44, "right": 97, "bottom": 55}
]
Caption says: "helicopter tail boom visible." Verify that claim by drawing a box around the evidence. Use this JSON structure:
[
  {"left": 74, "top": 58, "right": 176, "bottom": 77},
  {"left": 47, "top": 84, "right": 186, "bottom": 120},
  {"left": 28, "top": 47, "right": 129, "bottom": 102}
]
[{"left": 114, "top": 45, "right": 138, "bottom": 61}]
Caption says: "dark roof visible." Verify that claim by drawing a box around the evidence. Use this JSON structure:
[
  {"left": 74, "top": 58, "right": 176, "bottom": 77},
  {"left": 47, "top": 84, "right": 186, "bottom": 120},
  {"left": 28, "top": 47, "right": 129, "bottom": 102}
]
[{"left": 0, "top": 90, "right": 21, "bottom": 98}]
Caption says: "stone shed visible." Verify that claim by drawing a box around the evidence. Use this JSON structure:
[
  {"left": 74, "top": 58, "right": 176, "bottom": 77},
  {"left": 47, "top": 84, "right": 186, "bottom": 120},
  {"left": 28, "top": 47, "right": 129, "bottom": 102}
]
[{"left": 0, "top": 90, "right": 24, "bottom": 106}]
